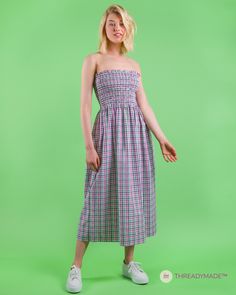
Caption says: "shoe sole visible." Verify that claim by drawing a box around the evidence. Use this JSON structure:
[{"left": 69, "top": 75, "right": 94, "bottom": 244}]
[
  {"left": 66, "top": 284, "right": 82, "bottom": 293},
  {"left": 66, "top": 289, "right": 82, "bottom": 293},
  {"left": 122, "top": 273, "right": 149, "bottom": 284}
]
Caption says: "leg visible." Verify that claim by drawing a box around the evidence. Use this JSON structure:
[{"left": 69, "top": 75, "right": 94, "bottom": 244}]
[
  {"left": 122, "top": 244, "right": 149, "bottom": 284},
  {"left": 71, "top": 239, "right": 89, "bottom": 269},
  {"left": 124, "top": 245, "right": 135, "bottom": 264}
]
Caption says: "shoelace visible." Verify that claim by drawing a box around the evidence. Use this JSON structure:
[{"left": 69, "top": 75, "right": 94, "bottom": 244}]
[
  {"left": 70, "top": 266, "right": 81, "bottom": 280},
  {"left": 127, "top": 261, "right": 144, "bottom": 274}
]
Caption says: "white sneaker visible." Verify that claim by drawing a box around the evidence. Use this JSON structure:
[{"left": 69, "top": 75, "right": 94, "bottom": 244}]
[
  {"left": 66, "top": 264, "right": 82, "bottom": 293},
  {"left": 122, "top": 260, "right": 149, "bottom": 284}
]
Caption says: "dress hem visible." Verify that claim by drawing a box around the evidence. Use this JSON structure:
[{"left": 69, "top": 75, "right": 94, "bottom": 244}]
[{"left": 77, "top": 231, "right": 157, "bottom": 247}]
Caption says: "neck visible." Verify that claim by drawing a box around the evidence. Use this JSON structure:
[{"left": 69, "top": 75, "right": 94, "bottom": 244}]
[{"left": 106, "top": 42, "right": 123, "bottom": 57}]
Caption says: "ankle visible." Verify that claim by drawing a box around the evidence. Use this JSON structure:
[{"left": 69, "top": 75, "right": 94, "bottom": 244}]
[
  {"left": 124, "top": 258, "right": 133, "bottom": 265},
  {"left": 72, "top": 262, "right": 82, "bottom": 269}
]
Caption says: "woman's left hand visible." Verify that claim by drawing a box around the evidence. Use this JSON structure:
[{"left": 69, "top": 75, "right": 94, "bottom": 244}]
[{"left": 159, "top": 139, "right": 178, "bottom": 162}]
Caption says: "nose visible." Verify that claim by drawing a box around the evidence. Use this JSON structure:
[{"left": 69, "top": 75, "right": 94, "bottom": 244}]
[{"left": 114, "top": 23, "right": 122, "bottom": 31}]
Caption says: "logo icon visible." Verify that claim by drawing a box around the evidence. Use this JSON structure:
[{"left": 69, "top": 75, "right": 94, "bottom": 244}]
[{"left": 160, "top": 270, "right": 173, "bottom": 283}]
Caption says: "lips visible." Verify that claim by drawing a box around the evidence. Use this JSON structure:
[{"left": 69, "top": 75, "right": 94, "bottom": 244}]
[{"left": 114, "top": 33, "right": 122, "bottom": 37}]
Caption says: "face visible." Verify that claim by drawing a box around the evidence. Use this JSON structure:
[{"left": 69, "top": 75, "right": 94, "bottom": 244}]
[{"left": 105, "top": 13, "right": 126, "bottom": 44}]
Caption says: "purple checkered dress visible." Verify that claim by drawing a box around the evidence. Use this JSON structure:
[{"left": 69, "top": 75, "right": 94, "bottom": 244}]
[{"left": 77, "top": 69, "right": 157, "bottom": 246}]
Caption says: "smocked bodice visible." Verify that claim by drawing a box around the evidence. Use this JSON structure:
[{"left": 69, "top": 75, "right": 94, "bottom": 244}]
[{"left": 93, "top": 69, "right": 140, "bottom": 110}]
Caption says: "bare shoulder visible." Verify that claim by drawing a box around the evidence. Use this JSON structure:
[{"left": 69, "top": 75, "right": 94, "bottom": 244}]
[
  {"left": 82, "top": 52, "right": 98, "bottom": 65},
  {"left": 81, "top": 52, "right": 100, "bottom": 74},
  {"left": 125, "top": 56, "right": 141, "bottom": 73}
]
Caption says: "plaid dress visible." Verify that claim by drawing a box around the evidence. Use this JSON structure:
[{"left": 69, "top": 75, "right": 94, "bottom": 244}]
[{"left": 77, "top": 69, "right": 157, "bottom": 246}]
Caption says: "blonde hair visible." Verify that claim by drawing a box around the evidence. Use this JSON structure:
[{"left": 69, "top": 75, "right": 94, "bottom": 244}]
[{"left": 98, "top": 4, "right": 137, "bottom": 55}]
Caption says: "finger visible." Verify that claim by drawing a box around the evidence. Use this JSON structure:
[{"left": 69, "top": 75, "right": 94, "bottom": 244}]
[
  {"left": 172, "top": 154, "right": 177, "bottom": 161},
  {"left": 172, "top": 149, "right": 177, "bottom": 157},
  {"left": 97, "top": 156, "right": 101, "bottom": 168},
  {"left": 172, "top": 154, "right": 178, "bottom": 161},
  {"left": 91, "top": 164, "right": 98, "bottom": 172},
  {"left": 169, "top": 146, "right": 176, "bottom": 156},
  {"left": 168, "top": 154, "right": 175, "bottom": 162},
  {"left": 164, "top": 154, "right": 169, "bottom": 162},
  {"left": 166, "top": 154, "right": 173, "bottom": 162},
  {"left": 95, "top": 158, "right": 100, "bottom": 171},
  {"left": 168, "top": 153, "right": 175, "bottom": 161},
  {"left": 91, "top": 165, "right": 95, "bottom": 172},
  {"left": 94, "top": 162, "right": 98, "bottom": 171},
  {"left": 171, "top": 153, "right": 178, "bottom": 160},
  {"left": 167, "top": 143, "right": 175, "bottom": 153},
  {"left": 172, "top": 147, "right": 176, "bottom": 156}
]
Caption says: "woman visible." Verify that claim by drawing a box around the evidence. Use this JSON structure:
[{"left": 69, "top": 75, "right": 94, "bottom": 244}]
[{"left": 66, "top": 4, "right": 178, "bottom": 293}]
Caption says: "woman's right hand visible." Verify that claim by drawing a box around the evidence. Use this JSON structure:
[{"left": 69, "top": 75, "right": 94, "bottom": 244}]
[{"left": 86, "top": 147, "right": 101, "bottom": 172}]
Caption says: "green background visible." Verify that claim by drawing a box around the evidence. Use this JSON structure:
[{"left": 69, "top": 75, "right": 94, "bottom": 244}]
[{"left": 0, "top": 0, "right": 235, "bottom": 294}]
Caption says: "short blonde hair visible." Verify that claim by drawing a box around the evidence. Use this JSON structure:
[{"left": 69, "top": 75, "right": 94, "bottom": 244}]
[{"left": 98, "top": 4, "right": 137, "bottom": 55}]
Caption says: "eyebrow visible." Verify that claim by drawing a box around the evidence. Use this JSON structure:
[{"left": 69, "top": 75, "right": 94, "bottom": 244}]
[{"left": 108, "top": 20, "right": 123, "bottom": 22}]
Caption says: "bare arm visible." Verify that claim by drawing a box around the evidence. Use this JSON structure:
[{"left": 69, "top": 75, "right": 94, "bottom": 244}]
[
  {"left": 135, "top": 64, "right": 167, "bottom": 144},
  {"left": 80, "top": 54, "right": 96, "bottom": 151},
  {"left": 135, "top": 63, "right": 178, "bottom": 162}
]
